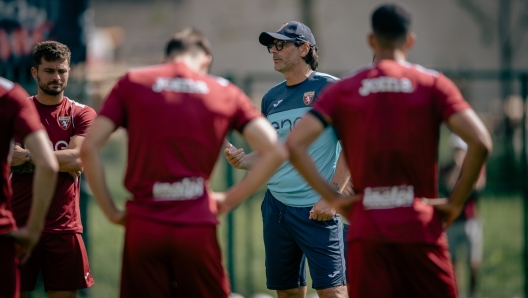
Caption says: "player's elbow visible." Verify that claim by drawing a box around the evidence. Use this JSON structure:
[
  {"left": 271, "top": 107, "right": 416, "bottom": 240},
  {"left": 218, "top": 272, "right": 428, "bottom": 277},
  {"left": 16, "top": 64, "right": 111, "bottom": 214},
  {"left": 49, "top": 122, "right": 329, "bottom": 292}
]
[
  {"left": 79, "top": 140, "right": 95, "bottom": 163},
  {"left": 270, "top": 142, "right": 289, "bottom": 164},
  {"left": 34, "top": 155, "right": 59, "bottom": 175}
]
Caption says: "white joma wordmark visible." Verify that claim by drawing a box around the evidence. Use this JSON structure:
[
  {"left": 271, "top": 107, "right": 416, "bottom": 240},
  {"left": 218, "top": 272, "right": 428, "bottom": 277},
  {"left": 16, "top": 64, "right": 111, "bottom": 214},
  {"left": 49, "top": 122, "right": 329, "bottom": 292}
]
[
  {"left": 273, "top": 99, "right": 283, "bottom": 107},
  {"left": 328, "top": 270, "right": 339, "bottom": 278}
]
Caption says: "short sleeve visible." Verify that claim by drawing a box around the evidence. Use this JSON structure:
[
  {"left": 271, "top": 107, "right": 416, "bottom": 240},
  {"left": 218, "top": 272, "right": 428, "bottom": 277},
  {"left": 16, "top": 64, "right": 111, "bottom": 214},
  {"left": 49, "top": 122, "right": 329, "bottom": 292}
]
[
  {"left": 312, "top": 82, "right": 340, "bottom": 124},
  {"left": 10, "top": 85, "right": 42, "bottom": 140},
  {"left": 99, "top": 75, "right": 129, "bottom": 128},
  {"left": 434, "top": 74, "right": 471, "bottom": 122},
  {"left": 73, "top": 105, "right": 97, "bottom": 136},
  {"left": 261, "top": 93, "right": 268, "bottom": 117},
  {"left": 230, "top": 86, "right": 261, "bottom": 133}
]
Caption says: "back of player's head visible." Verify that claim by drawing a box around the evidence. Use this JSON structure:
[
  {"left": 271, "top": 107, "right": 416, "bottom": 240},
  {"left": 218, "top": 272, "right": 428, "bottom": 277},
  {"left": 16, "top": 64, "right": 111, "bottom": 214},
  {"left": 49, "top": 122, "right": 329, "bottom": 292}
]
[
  {"left": 165, "top": 28, "right": 212, "bottom": 58},
  {"left": 32, "top": 41, "right": 71, "bottom": 68},
  {"left": 371, "top": 3, "right": 412, "bottom": 48}
]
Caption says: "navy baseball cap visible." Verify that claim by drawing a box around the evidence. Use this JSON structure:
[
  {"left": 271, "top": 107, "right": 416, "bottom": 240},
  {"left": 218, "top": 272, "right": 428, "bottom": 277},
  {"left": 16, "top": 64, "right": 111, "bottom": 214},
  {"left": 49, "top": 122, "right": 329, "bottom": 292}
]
[{"left": 259, "top": 21, "right": 316, "bottom": 47}]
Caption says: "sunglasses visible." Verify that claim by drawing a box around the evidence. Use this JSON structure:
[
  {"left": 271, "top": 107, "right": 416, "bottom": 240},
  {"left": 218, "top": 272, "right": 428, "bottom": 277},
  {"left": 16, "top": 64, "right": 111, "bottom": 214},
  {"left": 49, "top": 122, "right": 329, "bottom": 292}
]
[{"left": 267, "top": 40, "right": 298, "bottom": 53}]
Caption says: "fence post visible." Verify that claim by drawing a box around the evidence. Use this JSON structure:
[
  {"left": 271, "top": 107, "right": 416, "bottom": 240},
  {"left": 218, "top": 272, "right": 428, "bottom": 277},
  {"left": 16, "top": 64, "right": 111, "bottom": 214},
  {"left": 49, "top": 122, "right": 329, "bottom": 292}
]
[{"left": 521, "top": 73, "right": 528, "bottom": 298}]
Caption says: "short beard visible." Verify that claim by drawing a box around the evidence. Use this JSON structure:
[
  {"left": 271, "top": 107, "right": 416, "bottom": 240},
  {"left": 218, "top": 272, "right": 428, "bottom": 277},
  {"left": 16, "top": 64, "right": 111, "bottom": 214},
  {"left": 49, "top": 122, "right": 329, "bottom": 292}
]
[{"left": 37, "top": 75, "right": 66, "bottom": 96}]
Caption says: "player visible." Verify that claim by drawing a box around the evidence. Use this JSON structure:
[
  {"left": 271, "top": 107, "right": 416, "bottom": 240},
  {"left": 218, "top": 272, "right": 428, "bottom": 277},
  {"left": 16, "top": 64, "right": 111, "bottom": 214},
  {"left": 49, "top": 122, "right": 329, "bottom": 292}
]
[
  {"left": 80, "top": 28, "right": 287, "bottom": 298},
  {"left": 0, "top": 76, "right": 58, "bottom": 298},
  {"left": 286, "top": 4, "right": 492, "bottom": 297},
  {"left": 10, "top": 41, "right": 96, "bottom": 298},
  {"left": 441, "top": 134, "right": 486, "bottom": 296},
  {"left": 224, "top": 21, "right": 349, "bottom": 298}
]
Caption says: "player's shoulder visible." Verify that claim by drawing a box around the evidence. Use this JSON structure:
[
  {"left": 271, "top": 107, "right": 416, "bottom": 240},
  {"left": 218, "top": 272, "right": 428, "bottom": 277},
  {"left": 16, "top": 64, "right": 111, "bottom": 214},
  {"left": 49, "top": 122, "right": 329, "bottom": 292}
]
[
  {"left": 400, "top": 62, "right": 440, "bottom": 78},
  {"left": 65, "top": 97, "right": 96, "bottom": 115}
]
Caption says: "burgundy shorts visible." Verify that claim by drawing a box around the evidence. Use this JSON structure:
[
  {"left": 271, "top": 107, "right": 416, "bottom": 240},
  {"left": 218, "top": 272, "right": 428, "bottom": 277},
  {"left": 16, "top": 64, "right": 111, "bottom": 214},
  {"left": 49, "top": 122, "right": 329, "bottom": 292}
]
[
  {"left": 20, "top": 233, "right": 94, "bottom": 291},
  {"left": 347, "top": 241, "right": 457, "bottom": 298},
  {"left": 0, "top": 236, "right": 19, "bottom": 298},
  {"left": 120, "top": 216, "right": 230, "bottom": 298}
]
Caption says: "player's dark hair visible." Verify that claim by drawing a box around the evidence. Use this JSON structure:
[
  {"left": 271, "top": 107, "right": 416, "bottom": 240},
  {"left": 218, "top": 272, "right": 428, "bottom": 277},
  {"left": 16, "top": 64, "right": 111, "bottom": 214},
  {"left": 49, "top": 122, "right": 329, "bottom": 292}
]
[
  {"left": 32, "top": 41, "right": 71, "bottom": 68},
  {"left": 165, "top": 28, "right": 212, "bottom": 58},
  {"left": 371, "top": 4, "right": 411, "bottom": 48},
  {"left": 295, "top": 43, "right": 318, "bottom": 71}
]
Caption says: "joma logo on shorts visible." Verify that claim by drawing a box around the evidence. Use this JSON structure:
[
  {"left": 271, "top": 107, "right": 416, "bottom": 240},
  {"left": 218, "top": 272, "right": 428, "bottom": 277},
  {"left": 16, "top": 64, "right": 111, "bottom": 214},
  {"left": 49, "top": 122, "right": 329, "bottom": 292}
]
[
  {"left": 152, "top": 177, "right": 204, "bottom": 201},
  {"left": 359, "top": 76, "right": 413, "bottom": 96},
  {"left": 152, "top": 77, "right": 209, "bottom": 94}
]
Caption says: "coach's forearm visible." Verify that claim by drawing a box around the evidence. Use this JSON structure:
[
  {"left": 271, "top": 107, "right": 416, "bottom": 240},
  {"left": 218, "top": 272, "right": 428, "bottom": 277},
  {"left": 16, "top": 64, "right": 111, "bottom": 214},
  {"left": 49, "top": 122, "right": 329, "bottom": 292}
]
[
  {"left": 240, "top": 152, "right": 261, "bottom": 170},
  {"left": 331, "top": 150, "right": 351, "bottom": 193},
  {"left": 53, "top": 149, "right": 83, "bottom": 172}
]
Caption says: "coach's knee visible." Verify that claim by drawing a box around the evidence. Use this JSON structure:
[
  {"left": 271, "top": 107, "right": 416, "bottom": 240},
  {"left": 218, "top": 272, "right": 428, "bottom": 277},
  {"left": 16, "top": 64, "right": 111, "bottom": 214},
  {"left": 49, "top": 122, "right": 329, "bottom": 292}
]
[
  {"left": 316, "top": 285, "right": 348, "bottom": 298},
  {"left": 277, "top": 286, "right": 307, "bottom": 298}
]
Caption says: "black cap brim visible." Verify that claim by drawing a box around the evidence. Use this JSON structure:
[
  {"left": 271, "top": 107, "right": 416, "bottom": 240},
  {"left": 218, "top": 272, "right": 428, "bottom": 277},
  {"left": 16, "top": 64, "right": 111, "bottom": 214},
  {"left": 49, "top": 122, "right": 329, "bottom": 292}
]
[{"left": 259, "top": 32, "right": 297, "bottom": 46}]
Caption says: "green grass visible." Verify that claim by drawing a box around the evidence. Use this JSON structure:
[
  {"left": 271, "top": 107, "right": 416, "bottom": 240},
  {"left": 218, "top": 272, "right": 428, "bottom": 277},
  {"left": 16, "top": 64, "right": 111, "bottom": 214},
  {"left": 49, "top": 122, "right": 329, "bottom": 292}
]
[{"left": 27, "top": 131, "right": 525, "bottom": 298}]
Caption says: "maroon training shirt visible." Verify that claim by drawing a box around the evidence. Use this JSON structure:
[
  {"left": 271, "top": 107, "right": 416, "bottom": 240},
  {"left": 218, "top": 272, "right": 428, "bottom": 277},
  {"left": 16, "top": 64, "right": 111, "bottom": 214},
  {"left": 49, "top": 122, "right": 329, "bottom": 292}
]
[
  {"left": 0, "top": 78, "right": 42, "bottom": 235},
  {"left": 99, "top": 62, "right": 261, "bottom": 225},
  {"left": 313, "top": 60, "right": 470, "bottom": 244},
  {"left": 11, "top": 96, "right": 96, "bottom": 234}
]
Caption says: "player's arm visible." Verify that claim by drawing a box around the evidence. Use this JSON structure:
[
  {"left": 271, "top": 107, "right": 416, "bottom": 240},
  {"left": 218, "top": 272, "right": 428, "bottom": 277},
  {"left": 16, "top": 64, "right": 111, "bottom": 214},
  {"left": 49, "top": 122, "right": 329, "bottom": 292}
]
[
  {"left": 426, "top": 109, "right": 492, "bottom": 226},
  {"left": 80, "top": 116, "right": 126, "bottom": 225},
  {"left": 12, "top": 136, "right": 84, "bottom": 177},
  {"left": 310, "top": 143, "right": 352, "bottom": 221},
  {"left": 287, "top": 112, "right": 342, "bottom": 201},
  {"left": 217, "top": 117, "right": 288, "bottom": 214},
  {"left": 8, "top": 130, "right": 58, "bottom": 262}
]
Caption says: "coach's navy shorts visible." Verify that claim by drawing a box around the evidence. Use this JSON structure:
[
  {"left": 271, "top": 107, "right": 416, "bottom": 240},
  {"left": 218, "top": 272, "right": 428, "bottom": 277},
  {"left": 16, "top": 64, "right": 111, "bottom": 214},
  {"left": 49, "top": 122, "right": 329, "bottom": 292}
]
[{"left": 262, "top": 190, "right": 346, "bottom": 290}]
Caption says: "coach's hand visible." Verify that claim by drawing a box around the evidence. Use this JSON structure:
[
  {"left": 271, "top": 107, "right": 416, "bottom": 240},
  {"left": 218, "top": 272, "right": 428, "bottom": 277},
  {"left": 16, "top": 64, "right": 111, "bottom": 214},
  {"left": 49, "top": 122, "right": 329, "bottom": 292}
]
[
  {"left": 310, "top": 199, "right": 336, "bottom": 221},
  {"left": 7, "top": 227, "right": 40, "bottom": 264},
  {"left": 422, "top": 197, "right": 463, "bottom": 229},
  {"left": 224, "top": 143, "right": 246, "bottom": 169}
]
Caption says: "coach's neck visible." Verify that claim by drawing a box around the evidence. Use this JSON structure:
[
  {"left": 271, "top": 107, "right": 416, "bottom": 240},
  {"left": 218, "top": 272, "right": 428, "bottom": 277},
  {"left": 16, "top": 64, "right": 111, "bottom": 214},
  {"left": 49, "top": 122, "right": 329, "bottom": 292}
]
[{"left": 283, "top": 63, "right": 313, "bottom": 86}]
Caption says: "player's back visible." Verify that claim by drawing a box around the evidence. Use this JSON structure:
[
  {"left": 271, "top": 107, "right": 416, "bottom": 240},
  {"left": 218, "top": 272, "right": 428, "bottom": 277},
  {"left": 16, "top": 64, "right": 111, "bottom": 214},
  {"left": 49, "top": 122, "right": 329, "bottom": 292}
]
[
  {"left": 99, "top": 62, "right": 259, "bottom": 224},
  {"left": 314, "top": 59, "right": 469, "bottom": 243}
]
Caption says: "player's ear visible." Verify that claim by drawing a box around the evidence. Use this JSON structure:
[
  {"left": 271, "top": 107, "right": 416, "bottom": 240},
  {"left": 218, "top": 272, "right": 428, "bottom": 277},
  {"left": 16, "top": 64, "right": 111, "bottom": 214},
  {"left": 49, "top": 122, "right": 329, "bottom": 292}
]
[
  {"left": 201, "top": 54, "right": 213, "bottom": 74},
  {"left": 31, "top": 67, "right": 37, "bottom": 80},
  {"left": 368, "top": 33, "right": 377, "bottom": 50},
  {"left": 404, "top": 32, "right": 416, "bottom": 51}
]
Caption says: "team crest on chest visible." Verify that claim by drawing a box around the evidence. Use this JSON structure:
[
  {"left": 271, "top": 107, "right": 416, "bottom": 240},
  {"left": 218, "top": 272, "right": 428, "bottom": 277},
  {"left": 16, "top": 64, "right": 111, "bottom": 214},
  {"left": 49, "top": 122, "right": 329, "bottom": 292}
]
[
  {"left": 303, "top": 91, "right": 315, "bottom": 105},
  {"left": 58, "top": 116, "right": 71, "bottom": 130}
]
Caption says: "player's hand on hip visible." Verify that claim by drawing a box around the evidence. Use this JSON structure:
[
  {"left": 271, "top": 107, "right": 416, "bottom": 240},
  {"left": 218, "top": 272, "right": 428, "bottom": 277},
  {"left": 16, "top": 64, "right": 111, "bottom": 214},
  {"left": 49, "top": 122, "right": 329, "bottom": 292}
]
[
  {"left": 421, "top": 197, "right": 462, "bottom": 229},
  {"left": 310, "top": 199, "right": 336, "bottom": 221},
  {"left": 11, "top": 144, "right": 30, "bottom": 166},
  {"left": 331, "top": 194, "right": 361, "bottom": 218},
  {"left": 223, "top": 142, "right": 245, "bottom": 169},
  {"left": 7, "top": 227, "right": 40, "bottom": 264},
  {"left": 109, "top": 209, "right": 127, "bottom": 226},
  {"left": 212, "top": 192, "right": 230, "bottom": 215}
]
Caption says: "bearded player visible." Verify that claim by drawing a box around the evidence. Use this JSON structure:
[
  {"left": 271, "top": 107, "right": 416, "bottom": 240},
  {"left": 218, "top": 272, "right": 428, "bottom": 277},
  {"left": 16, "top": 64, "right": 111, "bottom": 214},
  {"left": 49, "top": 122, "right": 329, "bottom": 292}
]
[
  {"left": 80, "top": 28, "right": 287, "bottom": 298},
  {"left": 10, "top": 41, "right": 96, "bottom": 298},
  {"left": 287, "top": 4, "right": 492, "bottom": 297},
  {"left": 0, "top": 76, "right": 58, "bottom": 298}
]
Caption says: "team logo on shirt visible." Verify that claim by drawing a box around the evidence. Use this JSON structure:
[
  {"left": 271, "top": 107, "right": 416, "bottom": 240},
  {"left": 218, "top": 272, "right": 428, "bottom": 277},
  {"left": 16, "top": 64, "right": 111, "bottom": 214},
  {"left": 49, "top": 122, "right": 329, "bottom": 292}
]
[
  {"left": 58, "top": 116, "right": 71, "bottom": 130},
  {"left": 303, "top": 91, "right": 315, "bottom": 105}
]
